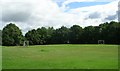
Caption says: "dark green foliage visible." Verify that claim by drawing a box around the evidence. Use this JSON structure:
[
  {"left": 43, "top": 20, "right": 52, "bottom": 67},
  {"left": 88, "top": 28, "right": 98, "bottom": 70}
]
[
  {"left": 25, "top": 27, "right": 54, "bottom": 45},
  {"left": 2, "top": 23, "right": 23, "bottom": 46},
  {"left": 69, "top": 25, "right": 83, "bottom": 44},
  {"left": 37, "top": 27, "right": 48, "bottom": 44},
  {"left": 46, "top": 27, "right": 54, "bottom": 44},
  {"left": 80, "top": 21, "right": 120, "bottom": 44},
  {"left": 99, "top": 21, "right": 120, "bottom": 44},
  {"left": 25, "top": 29, "right": 39, "bottom": 45},
  {"left": 0, "top": 30, "right": 2, "bottom": 45},
  {"left": 82, "top": 26, "right": 96, "bottom": 44},
  {"left": 51, "top": 26, "right": 69, "bottom": 44},
  {"left": 2, "top": 21, "right": 120, "bottom": 46}
]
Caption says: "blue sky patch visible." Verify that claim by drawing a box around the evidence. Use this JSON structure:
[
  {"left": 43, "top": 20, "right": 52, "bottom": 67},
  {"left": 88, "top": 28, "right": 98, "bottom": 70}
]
[
  {"left": 66, "top": 2, "right": 110, "bottom": 9},
  {"left": 57, "top": 2, "right": 63, "bottom": 7},
  {"left": 54, "top": 0, "right": 65, "bottom": 7}
]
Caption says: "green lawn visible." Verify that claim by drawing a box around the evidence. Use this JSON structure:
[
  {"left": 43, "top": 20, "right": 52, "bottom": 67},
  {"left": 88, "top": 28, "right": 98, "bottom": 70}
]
[
  {"left": 2, "top": 44, "right": 118, "bottom": 69},
  {"left": 0, "top": 46, "right": 2, "bottom": 70}
]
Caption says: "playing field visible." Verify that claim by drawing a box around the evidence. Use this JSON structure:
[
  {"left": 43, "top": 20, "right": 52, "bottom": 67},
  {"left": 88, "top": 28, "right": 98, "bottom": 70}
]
[
  {"left": 0, "top": 46, "right": 2, "bottom": 70},
  {"left": 2, "top": 44, "right": 118, "bottom": 69}
]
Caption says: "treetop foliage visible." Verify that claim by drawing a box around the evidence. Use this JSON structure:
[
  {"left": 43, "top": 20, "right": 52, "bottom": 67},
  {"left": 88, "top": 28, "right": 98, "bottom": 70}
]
[
  {"left": 2, "top": 21, "right": 120, "bottom": 46},
  {"left": 2, "top": 23, "right": 24, "bottom": 46}
]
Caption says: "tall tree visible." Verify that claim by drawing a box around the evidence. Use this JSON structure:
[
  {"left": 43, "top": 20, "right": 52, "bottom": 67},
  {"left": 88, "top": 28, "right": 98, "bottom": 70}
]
[
  {"left": 0, "top": 30, "right": 2, "bottom": 45},
  {"left": 25, "top": 29, "right": 39, "bottom": 45},
  {"left": 52, "top": 26, "right": 69, "bottom": 44},
  {"left": 37, "top": 27, "right": 48, "bottom": 44},
  {"left": 100, "top": 21, "right": 120, "bottom": 44},
  {"left": 46, "top": 27, "right": 54, "bottom": 44},
  {"left": 82, "top": 26, "right": 95, "bottom": 44},
  {"left": 2, "top": 23, "right": 23, "bottom": 46},
  {"left": 69, "top": 25, "right": 83, "bottom": 44}
]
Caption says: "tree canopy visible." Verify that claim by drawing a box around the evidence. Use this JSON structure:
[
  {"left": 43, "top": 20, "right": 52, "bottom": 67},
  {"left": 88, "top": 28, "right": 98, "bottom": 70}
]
[
  {"left": 0, "top": 30, "right": 2, "bottom": 45},
  {"left": 2, "top": 21, "right": 120, "bottom": 46},
  {"left": 2, "top": 23, "right": 23, "bottom": 46}
]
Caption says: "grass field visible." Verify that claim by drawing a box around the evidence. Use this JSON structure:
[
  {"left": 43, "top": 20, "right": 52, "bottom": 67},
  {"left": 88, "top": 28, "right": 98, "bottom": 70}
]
[
  {"left": 0, "top": 46, "right": 2, "bottom": 70},
  {"left": 2, "top": 44, "right": 118, "bottom": 69}
]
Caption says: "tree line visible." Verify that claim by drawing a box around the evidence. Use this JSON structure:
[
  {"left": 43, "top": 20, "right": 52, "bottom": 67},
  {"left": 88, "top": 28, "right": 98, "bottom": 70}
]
[{"left": 1, "top": 21, "right": 120, "bottom": 46}]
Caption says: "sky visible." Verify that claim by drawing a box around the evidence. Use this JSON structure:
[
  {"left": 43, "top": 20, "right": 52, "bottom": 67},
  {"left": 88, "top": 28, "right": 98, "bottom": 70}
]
[{"left": 0, "top": 0, "right": 119, "bottom": 35}]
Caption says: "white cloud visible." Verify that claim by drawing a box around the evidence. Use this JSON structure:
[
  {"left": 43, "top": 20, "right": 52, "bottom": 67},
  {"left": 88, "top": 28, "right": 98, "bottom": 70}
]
[
  {"left": 1, "top": 0, "right": 119, "bottom": 35},
  {"left": 66, "top": 0, "right": 118, "bottom": 25}
]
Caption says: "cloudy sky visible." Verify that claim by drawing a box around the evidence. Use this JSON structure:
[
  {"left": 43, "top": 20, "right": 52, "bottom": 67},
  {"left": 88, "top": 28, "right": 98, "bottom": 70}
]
[{"left": 0, "top": 0, "right": 119, "bottom": 34}]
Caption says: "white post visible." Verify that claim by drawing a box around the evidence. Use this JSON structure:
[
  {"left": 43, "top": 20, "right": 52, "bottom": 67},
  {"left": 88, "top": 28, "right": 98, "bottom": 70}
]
[
  {"left": 98, "top": 40, "right": 105, "bottom": 44},
  {"left": 23, "top": 41, "right": 29, "bottom": 47}
]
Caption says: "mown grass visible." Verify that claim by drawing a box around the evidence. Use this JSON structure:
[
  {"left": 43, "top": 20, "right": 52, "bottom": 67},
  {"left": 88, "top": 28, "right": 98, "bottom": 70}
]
[
  {"left": 2, "top": 44, "right": 118, "bottom": 69},
  {"left": 0, "top": 46, "right": 2, "bottom": 70}
]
